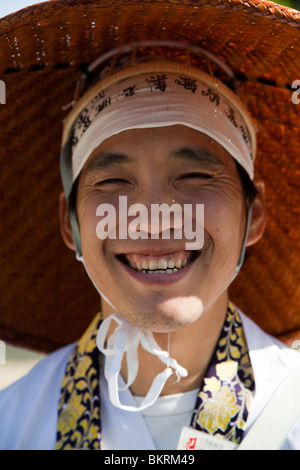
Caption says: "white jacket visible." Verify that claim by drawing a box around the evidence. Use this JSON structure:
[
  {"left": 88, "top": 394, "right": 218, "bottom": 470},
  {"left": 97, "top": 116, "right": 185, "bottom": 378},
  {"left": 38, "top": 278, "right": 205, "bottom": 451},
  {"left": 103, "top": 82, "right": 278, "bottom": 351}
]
[{"left": 0, "top": 312, "right": 299, "bottom": 450}]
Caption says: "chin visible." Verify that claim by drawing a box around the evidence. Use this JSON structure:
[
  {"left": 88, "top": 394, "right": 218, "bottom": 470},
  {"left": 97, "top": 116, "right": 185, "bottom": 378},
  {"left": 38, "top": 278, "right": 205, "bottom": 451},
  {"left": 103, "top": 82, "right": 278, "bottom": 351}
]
[{"left": 117, "top": 295, "right": 204, "bottom": 333}]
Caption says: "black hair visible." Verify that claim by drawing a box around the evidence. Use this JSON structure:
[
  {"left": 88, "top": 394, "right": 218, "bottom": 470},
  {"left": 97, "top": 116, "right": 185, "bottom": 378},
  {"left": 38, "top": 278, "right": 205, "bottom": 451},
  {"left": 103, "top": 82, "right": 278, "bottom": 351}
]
[
  {"left": 68, "top": 175, "right": 79, "bottom": 221},
  {"left": 234, "top": 160, "right": 258, "bottom": 208}
]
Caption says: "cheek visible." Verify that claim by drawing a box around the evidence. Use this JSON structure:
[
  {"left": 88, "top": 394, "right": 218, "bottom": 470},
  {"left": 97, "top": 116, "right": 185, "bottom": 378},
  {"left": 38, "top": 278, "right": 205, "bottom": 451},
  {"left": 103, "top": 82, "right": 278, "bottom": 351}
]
[
  {"left": 78, "top": 197, "right": 103, "bottom": 253},
  {"left": 202, "top": 194, "right": 246, "bottom": 249}
]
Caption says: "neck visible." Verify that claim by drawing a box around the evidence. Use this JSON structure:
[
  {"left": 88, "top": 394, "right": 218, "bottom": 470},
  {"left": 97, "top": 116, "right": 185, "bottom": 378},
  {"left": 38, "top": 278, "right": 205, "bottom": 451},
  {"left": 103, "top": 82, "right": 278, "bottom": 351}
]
[{"left": 102, "top": 292, "right": 228, "bottom": 397}]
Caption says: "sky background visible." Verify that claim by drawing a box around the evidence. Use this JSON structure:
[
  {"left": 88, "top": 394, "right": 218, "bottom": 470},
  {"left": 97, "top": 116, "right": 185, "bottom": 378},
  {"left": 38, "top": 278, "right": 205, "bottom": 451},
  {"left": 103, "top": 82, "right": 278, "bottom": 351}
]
[{"left": 0, "top": 1, "right": 47, "bottom": 18}]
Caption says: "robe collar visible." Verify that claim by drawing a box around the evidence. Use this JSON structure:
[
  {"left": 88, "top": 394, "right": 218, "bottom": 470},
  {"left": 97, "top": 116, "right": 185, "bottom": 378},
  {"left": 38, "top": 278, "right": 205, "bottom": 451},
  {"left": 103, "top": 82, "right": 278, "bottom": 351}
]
[{"left": 56, "top": 301, "right": 255, "bottom": 450}]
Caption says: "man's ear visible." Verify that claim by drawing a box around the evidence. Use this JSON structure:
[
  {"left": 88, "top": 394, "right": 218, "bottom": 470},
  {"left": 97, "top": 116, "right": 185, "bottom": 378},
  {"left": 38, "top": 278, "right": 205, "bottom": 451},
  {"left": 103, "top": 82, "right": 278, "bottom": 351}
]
[
  {"left": 246, "top": 181, "right": 267, "bottom": 247},
  {"left": 59, "top": 191, "right": 76, "bottom": 252}
]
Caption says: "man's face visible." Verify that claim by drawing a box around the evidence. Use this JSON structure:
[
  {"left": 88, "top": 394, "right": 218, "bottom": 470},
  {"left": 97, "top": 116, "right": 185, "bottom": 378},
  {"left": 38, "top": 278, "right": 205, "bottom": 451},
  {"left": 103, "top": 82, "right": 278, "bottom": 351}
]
[{"left": 76, "top": 125, "right": 247, "bottom": 332}]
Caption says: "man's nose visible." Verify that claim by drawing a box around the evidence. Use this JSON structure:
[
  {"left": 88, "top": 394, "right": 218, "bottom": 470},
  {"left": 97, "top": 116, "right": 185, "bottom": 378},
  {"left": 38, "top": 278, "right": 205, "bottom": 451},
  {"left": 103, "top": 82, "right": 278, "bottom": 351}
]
[{"left": 127, "top": 185, "right": 185, "bottom": 239}]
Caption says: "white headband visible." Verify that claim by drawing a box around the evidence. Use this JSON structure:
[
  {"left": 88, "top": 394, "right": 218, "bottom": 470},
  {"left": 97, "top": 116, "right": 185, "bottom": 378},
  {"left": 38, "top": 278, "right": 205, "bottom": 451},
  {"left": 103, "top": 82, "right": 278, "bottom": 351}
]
[{"left": 67, "top": 62, "right": 256, "bottom": 182}]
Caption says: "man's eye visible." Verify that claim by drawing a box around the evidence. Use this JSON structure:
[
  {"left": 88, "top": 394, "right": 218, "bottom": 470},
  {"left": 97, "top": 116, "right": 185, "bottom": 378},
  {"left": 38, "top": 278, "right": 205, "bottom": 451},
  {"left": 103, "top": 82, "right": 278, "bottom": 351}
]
[
  {"left": 180, "top": 172, "right": 212, "bottom": 180},
  {"left": 96, "top": 178, "right": 129, "bottom": 186}
]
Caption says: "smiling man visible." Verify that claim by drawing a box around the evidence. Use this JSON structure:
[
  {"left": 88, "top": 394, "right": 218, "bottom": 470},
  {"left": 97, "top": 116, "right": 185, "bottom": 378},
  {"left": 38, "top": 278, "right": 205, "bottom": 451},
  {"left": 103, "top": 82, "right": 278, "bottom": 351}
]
[
  {"left": 65, "top": 127, "right": 256, "bottom": 331},
  {"left": 0, "top": 0, "right": 300, "bottom": 452},
  {"left": 60, "top": 121, "right": 264, "bottom": 401}
]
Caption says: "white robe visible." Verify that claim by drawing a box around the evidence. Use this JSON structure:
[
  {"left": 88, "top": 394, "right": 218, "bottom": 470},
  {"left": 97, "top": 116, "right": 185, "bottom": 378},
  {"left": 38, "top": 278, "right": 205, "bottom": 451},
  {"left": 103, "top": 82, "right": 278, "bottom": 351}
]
[{"left": 0, "top": 312, "right": 299, "bottom": 450}]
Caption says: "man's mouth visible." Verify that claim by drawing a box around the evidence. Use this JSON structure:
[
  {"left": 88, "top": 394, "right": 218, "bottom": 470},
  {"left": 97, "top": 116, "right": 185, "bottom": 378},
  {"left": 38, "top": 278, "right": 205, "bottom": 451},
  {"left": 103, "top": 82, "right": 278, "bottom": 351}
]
[{"left": 117, "top": 250, "right": 199, "bottom": 274}]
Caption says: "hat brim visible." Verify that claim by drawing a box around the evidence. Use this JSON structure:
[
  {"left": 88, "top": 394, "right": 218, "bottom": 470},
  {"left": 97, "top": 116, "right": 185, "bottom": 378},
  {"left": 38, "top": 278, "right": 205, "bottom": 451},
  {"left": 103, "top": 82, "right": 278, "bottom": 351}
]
[{"left": 1, "top": 0, "right": 300, "bottom": 352}]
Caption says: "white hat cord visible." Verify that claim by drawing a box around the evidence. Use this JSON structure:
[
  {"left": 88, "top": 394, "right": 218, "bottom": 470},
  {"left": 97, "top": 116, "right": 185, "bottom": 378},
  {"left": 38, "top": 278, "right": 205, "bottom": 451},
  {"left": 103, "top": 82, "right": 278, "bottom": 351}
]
[
  {"left": 77, "top": 254, "right": 188, "bottom": 412},
  {"left": 96, "top": 313, "right": 188, "bottom": 412}
]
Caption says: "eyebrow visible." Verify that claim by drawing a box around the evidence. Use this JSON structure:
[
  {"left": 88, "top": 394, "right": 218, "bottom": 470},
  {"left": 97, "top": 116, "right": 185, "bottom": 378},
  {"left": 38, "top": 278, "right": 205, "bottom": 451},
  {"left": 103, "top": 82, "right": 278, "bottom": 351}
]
[
  {"left": 82, "top": 151, "right": 132, "bottom": 176},
  {"left": 170, "top": 147, "right": 227, "bottom": 171},
  {"left": 82, "top": 145, "right": 226, "bottom": 176}
]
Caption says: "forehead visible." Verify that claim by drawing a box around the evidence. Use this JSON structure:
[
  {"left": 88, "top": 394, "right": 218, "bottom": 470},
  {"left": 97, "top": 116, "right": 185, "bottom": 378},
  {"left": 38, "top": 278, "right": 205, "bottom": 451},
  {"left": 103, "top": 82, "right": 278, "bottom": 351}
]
[{"left": 82, "top": 125, "right": 237, "bottom": 173}]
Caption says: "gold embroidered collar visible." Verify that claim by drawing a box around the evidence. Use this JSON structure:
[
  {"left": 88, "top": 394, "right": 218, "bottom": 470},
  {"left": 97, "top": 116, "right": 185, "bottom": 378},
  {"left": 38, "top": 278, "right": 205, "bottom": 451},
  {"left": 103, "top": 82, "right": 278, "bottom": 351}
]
[{"left": 56, "top": 302, "right": 255, "bottom": 450}]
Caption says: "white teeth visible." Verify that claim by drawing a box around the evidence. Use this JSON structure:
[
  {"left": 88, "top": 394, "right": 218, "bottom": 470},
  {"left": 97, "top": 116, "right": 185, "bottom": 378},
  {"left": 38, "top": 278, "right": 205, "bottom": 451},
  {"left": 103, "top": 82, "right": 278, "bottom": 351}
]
[
  {"left": 158, "top": 259, "right": 168, "bottom": 270},
  {"left": 141, "top": 268, "right": 179, "bottom": 274},
  {"left": 129, "top": 255, "right": 191, "bottom": 273},
  {"left": 149, "top": 260, "right": 158, "bottom": 270},
  {"left": 142, "top": 260, "right": 149, "bottom": 270}
]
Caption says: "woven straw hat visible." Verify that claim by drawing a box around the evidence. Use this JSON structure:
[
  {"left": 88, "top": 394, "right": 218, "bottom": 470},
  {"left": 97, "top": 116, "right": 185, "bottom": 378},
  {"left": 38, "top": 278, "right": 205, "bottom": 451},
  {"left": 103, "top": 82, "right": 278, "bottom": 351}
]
[{"left": 0, "top": 0, "right": 300, "bottom": 353}]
